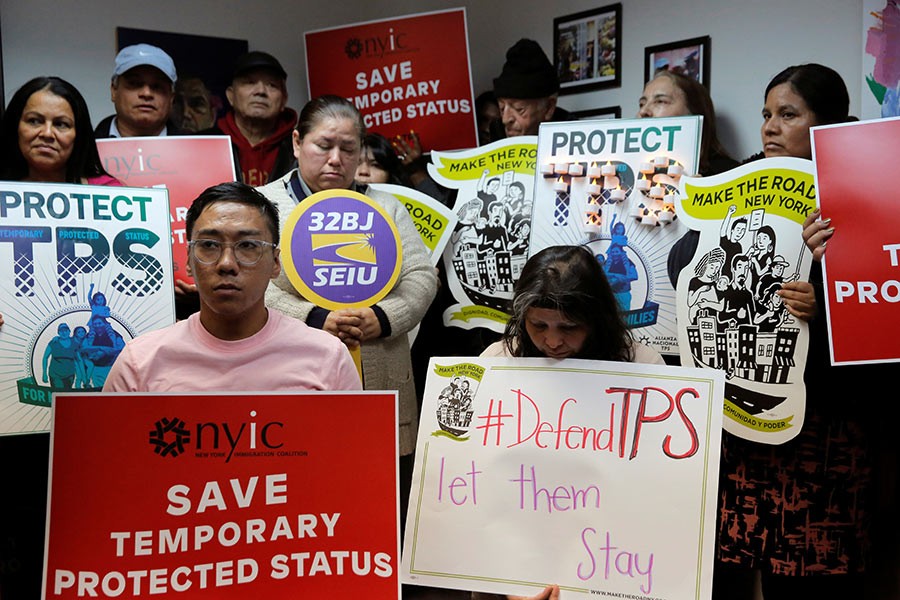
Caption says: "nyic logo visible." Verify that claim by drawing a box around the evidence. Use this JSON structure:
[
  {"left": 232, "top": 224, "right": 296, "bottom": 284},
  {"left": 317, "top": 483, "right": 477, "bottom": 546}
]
[
  {"left": 149, "top": 417, "right": 191, "bottom": 457},
  {"left": 148, "top": 411, "right": 284, "bottom": 462},
  {"left": 343, "top": 28, "right": 408, "bottom": 60}
]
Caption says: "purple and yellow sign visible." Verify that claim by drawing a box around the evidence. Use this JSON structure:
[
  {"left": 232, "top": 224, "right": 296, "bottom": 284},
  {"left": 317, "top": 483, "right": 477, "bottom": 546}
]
[{"left": 281, "top": 190, "right": 402, "bottom": 309}]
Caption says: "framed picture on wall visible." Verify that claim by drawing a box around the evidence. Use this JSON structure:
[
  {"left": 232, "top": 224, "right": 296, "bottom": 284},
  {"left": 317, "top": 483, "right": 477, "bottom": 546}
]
[
  {"left": 553, "top": 3, "right": 622, "bottom": 94},
  {"left": 571, "top": 106, "right": 621, "bottom": 120},
  {"left": 644, "top": 36, "right": 710, "bottom": 87}
]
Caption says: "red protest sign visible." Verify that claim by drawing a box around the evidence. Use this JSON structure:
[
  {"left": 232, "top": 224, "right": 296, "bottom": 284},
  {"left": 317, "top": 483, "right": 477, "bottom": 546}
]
[
  {"left": 97, "top": 136, "right": 236, "bottom": 284},
  {"left": 812, "top": 118, "right": 900, "bottom": 364},
  {"left": 44, "top": 392, "right": 399, "bottom": 599},
  {"left": 305, "top": 9, "right": 477, "bottom": 152}
]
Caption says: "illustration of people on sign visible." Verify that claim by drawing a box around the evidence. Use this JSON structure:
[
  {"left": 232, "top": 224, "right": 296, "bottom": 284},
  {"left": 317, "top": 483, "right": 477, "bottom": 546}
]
[
  {"left": 436, "top": 376, "right": 476, "bottom": 437},
  {"left": 448, "top": 170, "right": 533, "bottom": 311},
  {"left": 719, "top": 205, "right": 748, "bottom": 280},
  {"left": 72, "top": 283, "right": 125, "bottom": 388},
  {"left": 477, "top": 170, "right": 501, "bottom": 205},
  {"left": 600, "top": 218, "right": 638, "bottom": 312},
  {"left": 34, "top": 290, "right": 128, "bottom": 392},
  {"left": 80, "top": 315, "right": 125, "bottom": 389},
  {"left": 687, "top": 247, "right": 726, "bottom": 322},
  {"left": 87, "top": 283, "right": 111, "bottom": 322},
  {"left": 684, "top": 205, "right": 799, "bottom": 384},
  {"left": 41, "top": 322, "right": 83, "bottom": 389}
]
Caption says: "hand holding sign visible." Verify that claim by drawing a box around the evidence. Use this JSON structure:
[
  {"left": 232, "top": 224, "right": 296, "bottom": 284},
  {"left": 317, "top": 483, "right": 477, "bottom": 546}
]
[{"left": 280, "top": 189, "right": 402, "bottom": 374}]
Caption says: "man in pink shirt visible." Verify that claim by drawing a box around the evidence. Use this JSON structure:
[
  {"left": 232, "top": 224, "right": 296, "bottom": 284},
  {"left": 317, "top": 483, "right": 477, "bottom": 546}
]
[{"left": 103, "top": 182, "right": 360, "bottom": 392}]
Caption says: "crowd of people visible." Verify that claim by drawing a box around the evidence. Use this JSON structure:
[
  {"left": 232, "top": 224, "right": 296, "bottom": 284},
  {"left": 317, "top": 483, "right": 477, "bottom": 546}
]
[{"left": 0, "top": 33, "right": 893, "bottom": 600}]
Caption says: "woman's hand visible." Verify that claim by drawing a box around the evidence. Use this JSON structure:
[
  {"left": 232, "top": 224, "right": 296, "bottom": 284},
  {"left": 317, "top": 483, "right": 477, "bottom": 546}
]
[
  {"left": 393, "top": 131, "right": 429, "bottom": 186},
  {"left": 340, "top": 307, "right": 382, "bottom": 342},
  {"left": 509, "top": 585, "right": 560, "bottom": 600},
  {"left": 323, "top": 311, "right": 363, "bottom": 348},
  {"left": 779, "top": 281, "right": 816, "bottom": 321},
  {"left": 802, "top": 208, "right": 833, "bottom": 262}
]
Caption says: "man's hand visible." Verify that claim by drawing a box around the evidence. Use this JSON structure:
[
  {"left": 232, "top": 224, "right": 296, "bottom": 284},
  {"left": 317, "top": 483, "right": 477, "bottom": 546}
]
[{"left": 174, "top": 280, "right": 198, "bottom": 297}]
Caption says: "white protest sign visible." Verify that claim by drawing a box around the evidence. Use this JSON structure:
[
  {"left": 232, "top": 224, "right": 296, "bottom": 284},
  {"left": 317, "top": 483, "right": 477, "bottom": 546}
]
[
  {"left": 428, "top": 137, "right": 539, "bottom": 331},
  {"left": 0, "top": 182, "right": 174, "bottom": 434},
  {"left": 675, "top": 158, "right": 813, "bottom": 444},
  {"left": 530, "top": 117, "right": 702, "bottom": 356},
  {"left": 402, "top": 357, "right": 724, "bottom": 598}
]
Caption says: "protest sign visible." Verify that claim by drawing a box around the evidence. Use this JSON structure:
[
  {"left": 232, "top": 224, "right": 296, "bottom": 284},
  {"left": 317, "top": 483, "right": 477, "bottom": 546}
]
[
  {"left": 279, "top": 190, "right": 402, "bottom": 309},
  {"left": 44, "top": 392, "right": 400, "bottom": 599},
  {"left": 429, "top": 137, "right": 538, "bottom": 331},
  {"left": 97, "top": 136, "right": 236, "bottom": 284},
  {"left": 305, "top": 9, "right": 477, "bottom": 152},
  {"left": 812, "top": 118, "right": 900, "bottom": 364},
  {"left": 531, "top": 117, "right": 702, "bottom": 355},
  {"left": 675, "top": 157, "right": 814, "bottom": 444},
  {"left": 369, "top": 183, "right": 456, "bottom": 266},
  {"left": 402, "top": 357, "right": 723, "bottom": 598},
  {"left": 0, "top": 182, "right": 174, "bottom": 434}
]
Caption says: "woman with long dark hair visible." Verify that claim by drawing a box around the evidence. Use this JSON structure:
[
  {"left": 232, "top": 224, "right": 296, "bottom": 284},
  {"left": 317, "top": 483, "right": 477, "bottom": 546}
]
[
  {"left": 0, "top": 76, "right": 117, "bottom": 184},
  {"left": 714, "top": 63, "right": 877, "bottom": 600},
  {"left": 482, "top": 245, "right": 663, "bottom": 364}
]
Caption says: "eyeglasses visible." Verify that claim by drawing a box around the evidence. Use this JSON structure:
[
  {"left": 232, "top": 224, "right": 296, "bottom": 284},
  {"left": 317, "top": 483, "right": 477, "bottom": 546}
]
[{"left": 188, "top": 239, "right": 277, "bottom": 266}]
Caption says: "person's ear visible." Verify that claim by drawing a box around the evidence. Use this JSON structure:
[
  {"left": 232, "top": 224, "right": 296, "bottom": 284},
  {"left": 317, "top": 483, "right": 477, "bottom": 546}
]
[
  {"left": 270, "top": 247, "right": 282, "bottom": 280},
  {"left": 292, "top": 130, "right": 302, "bottom": 162},
  {"left": 543, "top": 97, "right": 558, "bottom": 121}
]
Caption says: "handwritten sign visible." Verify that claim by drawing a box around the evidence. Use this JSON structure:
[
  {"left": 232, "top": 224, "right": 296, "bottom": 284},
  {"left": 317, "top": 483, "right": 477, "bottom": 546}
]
[
  {"left": 531, "top": 117, "right": 702, "bottom": 356},
  {"left": 676, "top": 158, "right": 814, "bottom": 444},
  {"left": 97, "top": 136, "right": 236, "bottom": 284},
  {"left": 812, "top": 118, "right": 900, "bottom": 364},
  {"left": 401, "top": 358, "right": 723, "bottom": 598},
  {"left": 305, "top": 9, "right": 477, "bottom": 152},
  {"left": 0, "top": 182, "right": 174, "bottom": 434},
  {"left": 44, "top": 392, "right": 400, "bottom": 599}
]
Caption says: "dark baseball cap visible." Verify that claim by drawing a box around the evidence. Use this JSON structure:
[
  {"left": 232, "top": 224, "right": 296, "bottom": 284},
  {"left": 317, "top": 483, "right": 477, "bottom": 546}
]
[{"left": 232, "top": 51, "right": 287, "bottom": 81}]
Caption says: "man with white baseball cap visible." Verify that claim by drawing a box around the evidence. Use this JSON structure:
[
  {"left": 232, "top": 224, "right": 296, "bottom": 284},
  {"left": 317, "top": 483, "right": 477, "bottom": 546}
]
[{"left": 95, "top": 44, "right": 180, "bottom": 138}]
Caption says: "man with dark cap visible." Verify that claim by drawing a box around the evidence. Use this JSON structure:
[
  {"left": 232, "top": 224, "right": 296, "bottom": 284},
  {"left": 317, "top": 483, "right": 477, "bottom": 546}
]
[
  {"left": 95, "top": 44, "right": 180, "bottom": 138},
  {"left": 492, "top": 39, "right": 571, "bottom": 138},
  {"left": 207, "top": 51, "right": 297, "bottom": 186}
]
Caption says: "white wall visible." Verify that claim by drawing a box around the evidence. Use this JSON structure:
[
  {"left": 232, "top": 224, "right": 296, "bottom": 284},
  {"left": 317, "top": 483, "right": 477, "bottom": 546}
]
[{"left": 2, "top": 0, "right": 862, "bottom": 159}]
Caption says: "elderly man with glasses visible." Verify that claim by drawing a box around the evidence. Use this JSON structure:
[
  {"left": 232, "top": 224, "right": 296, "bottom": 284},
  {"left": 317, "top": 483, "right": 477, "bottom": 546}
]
[{"left": 102, "top": 182, "right": 360, "bottom": 392}]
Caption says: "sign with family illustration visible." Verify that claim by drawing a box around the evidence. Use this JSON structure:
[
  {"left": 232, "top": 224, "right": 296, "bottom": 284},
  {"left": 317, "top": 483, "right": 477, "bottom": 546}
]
[
  {"left": 530, "top": 117, "right": 702, "bottom": 355},
  {"left": 675, "top": 157, "right": 814, "bottom": 444},
  {"left": 0, "top": 181, "right": 175, "bottom": 435},
  {"left": 401, "top": 357, "right": 724, "bottom": 598},
  {"left": 429, "top": 137, "right": 538, "bottom": 331}
]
